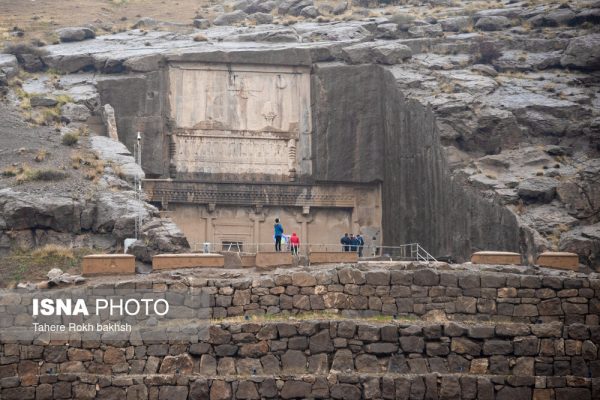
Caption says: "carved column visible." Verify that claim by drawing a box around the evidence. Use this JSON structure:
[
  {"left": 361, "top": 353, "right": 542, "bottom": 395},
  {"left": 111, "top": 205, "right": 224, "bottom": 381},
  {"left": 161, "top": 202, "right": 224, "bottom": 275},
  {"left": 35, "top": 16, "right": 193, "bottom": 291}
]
[
  {"left": 250, "top": 205, "right": 265, "bottom": 253},
  {"left": 201, "top": 203, "right": 216, "bottom": 248},
  {"left": 295, "top": 206, "right": 313, "bottom": 255}
]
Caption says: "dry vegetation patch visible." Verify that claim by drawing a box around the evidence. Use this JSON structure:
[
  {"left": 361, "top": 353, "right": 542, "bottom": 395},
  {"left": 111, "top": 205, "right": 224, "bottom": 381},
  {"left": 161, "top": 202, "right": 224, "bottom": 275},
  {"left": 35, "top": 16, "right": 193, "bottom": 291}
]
[{"left": 0, "top": 244, "right": 95, "bottom": 287}]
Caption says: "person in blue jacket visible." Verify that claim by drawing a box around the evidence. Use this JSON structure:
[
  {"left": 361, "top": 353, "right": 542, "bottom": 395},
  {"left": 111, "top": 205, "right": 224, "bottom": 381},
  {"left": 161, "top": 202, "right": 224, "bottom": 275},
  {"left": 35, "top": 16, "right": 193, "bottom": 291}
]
[{"left": 274, "top": 218, "right": 284, "bottom": 252}]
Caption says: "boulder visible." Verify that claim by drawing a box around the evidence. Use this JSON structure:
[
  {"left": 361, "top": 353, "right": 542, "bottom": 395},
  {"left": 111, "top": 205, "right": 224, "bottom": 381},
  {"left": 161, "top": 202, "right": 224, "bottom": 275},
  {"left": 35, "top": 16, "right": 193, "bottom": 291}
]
[
  {"left": 90, "top": 135, "right": 144, "bottom": 182},
  {"left": 29, "top": 96, "right": 58, "bottom": 107},
  {"left": 93, "top": 191, "right": 153, "bottom": 238},
  {"left": 0, "top": 54, "right": 18, "bottom": 78},
  {"left": 245, "top": 0, "right": 278, "bottom": 14},
  {"left": 300, "top": 6, "right": 319, "bottom": 19},
  {"left": 561, "top": 34, "right": 600, "bottom": 70},
  {"left": 57, "top": 27, "right": 95, "bottom": 42},
  {"left": 332, "top": 1, "right": 347, "bottom": 15},
  {"left": 60, "top": 103, "right": 91, "bottom": 122},
  {"left": 559, "top": 223, "right": 600, "bottom": 270},
  {"left": 247, "top": 12, "right": 273, "bottom": 25},
  {"left": 232, "top": 0, "right": 250, "bottom": 11},
  {"left": 517, "top": 177, "right": 558, "bottom": 203},
  {"left": 213, "top": 10, "right": 247, "bottom": 26},
  {"left": 18, "top": 53, "right": 45, "bottom": 72},
  {"left": 128, "top": 218, "right": 190, "bottom": 263},
  {"left": 474, "top": 16, "right": 511, "bottom": 31},
  {"left": 439, "top": 16, "right": 471, "bottom": 32},
  {"left": 279, "top": 0, "right": 313, "bottom": 16},
  {"left": 193, "top": 18, "right": 211, "bottom": 29},
  {"left": 376, "top": 23, "right": 399, "bottom": 39},
  {"left": 0, "top": 188, "right": 83, "bottom": 232},
  {"left": 529, "top": 9, "right": 577, "bottom": 27},
  {"left": 342, "top": 41, "right": 412, "bottom": 65},
  {"left": 516, "top": 110, "right": 567, "bottom": 136}
]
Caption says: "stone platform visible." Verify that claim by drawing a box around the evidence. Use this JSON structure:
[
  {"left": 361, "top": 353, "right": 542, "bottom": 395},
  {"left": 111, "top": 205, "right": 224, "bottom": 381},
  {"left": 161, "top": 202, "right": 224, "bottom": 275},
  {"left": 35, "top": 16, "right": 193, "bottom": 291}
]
[
  {"left": 309, "top": 251, "right": 358, "bottom": 264},
  {"left": 471, "top": 251, "right": 522, "bottom": 265},
  {"left": 255, "top": 252, "right": 293, "bottom": 268},
  {"left": 81, "top": 254, "right": 135, "bottom": 276},
  {"left": 152, "top": 253, "right": 224, "bottom": 270},
  {"left": 537, "top": 252, "right": 579, "bottom": 271}
]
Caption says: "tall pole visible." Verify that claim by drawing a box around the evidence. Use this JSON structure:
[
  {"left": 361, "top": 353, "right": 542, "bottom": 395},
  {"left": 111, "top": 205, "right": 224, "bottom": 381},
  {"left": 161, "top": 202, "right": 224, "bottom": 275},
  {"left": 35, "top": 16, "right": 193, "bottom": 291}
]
[{"left": 134, "top": 132, "right": 143, "bottom": 239}]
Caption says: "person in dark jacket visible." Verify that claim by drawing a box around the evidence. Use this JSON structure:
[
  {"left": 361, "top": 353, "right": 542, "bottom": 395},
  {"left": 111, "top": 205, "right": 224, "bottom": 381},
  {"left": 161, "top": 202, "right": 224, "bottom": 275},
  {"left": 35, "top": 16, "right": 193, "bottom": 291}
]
[
  {"left": 340, "top": 233, "right": 350, "bottom": 252},
  {"left": 274, "top": 218, "right": 284, "bottom": 252},
  {"left": 349, "top": 234, "right": 358, "bottom": 252},
  {"left": 356, "top": 234, "right": 365, "bottom": 257}
]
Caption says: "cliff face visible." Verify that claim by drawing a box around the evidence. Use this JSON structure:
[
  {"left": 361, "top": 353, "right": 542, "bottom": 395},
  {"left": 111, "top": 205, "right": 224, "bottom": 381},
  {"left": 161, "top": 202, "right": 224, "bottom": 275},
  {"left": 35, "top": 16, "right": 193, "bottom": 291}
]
[
  {"left": 313, "top": 64, "right": 521, "bottom": 261},
  {"left": 311, "top": 64, "right": 385, "bottom": 184}
]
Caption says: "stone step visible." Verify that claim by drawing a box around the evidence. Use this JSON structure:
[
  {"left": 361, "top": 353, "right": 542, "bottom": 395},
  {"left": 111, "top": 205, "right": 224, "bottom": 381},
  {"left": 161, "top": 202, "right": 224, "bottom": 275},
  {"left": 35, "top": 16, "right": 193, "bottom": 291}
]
[{"left": 3, "top": 372, "right": 596, "bottom": 400}]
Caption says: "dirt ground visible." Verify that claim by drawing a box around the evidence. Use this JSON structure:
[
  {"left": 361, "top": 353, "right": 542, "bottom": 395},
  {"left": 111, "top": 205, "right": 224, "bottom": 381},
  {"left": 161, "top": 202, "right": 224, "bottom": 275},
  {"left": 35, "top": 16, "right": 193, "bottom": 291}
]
[{"left": 0, "top": 0, "right": 214, "bottom": 44}]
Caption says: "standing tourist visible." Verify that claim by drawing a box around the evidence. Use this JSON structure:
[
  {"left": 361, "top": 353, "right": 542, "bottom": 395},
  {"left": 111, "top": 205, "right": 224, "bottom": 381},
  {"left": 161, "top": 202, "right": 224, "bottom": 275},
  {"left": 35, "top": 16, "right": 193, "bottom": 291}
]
[
  {"left": 274, "top": 218, "right": 284, "bottom": 252},
  {"left": 356, "top": 234, "right": 365, "bottom": 257},
  {"left": 340, "top": 233, "right": 350, "bottom": 251},
  {"left": 290, "top": 232, "right": 300, "bottom": 255}
]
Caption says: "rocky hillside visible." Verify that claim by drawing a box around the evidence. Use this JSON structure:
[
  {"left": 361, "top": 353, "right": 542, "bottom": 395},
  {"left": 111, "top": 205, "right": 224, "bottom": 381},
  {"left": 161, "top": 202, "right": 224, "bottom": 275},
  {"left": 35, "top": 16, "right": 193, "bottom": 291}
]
[{"left": 0, "top": 0, "right": 599, "bottom": 270}]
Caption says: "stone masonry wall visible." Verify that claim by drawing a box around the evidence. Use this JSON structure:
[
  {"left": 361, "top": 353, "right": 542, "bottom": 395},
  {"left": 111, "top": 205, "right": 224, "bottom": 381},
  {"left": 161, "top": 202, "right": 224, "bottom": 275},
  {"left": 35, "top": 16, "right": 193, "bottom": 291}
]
[
  {"left": 1, "top": 264, "right": 599, "bottom": 328},
  {"left": 1, "top": 264, "right": 599, "bottom": 399},
  {"left": 1, "top": 320, "right": 599, "bottom": 399}
]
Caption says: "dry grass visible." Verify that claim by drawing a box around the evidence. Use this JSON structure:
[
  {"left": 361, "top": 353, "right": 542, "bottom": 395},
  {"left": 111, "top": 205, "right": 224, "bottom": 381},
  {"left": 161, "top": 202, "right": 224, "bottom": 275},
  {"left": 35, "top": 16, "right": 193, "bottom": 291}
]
[
  {"left": 112, "top": 164, "right": 126, "bottom": 179},
  {"left": 0, "top": 245, "right": 95, "bottom": 287},
  {"left": 1, "top": 165, "right": 20, "bottom": 177},
  {"left": 61, "top": 131, "right": 80, "bottom": 146},
  {"left": 34, "top": 149, "right": 48, "bottom": 162},
  {"left": 32, "top": 244, "right": 75, "bottom": 260},
  {"left": 71, "top": 150, "right": 104, "bottom": 181},
  {"left": 15, "top": 164, "right": 67, "bottom": 184}
]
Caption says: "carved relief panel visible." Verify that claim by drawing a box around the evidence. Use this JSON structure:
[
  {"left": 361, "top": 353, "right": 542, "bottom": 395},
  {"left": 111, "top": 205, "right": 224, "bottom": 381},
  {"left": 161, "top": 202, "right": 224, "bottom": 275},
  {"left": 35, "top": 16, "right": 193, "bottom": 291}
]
[{"left": 168, "top": 63, "right": 311, "bottom": 180}]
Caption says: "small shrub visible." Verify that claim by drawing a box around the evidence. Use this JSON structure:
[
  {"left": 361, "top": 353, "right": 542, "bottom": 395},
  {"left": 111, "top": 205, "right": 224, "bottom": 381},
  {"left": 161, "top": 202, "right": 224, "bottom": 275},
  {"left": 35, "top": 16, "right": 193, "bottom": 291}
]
[
  {"left": 1, "top": 166, "right": 19, "bottom": 177},
  {"left": 61, "top": 132, "right": 79, "bottom": 146},
  {"left": 388, "top": 12, "right": 415, "bottom": 27},
  {"left": 34, "top": 150, "right": 47, "bottom": 162},
  {"left": 54, "top": 94, "right": 74, "bottom": 105},
  {"left": 112, "top": 164, "right": 126, "bottom": 179}
]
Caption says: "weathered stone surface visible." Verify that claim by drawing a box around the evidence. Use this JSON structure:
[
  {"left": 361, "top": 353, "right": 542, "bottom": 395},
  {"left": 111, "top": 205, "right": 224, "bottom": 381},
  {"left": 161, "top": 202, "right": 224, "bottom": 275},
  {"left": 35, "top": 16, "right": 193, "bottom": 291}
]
[
  {"left": 561, "top": 34, "right": 600, "bottom": 70},
  {"left": 159, "top": 354, "right": 193, "bottom": 374},
  {"left": 475, "top": 16, "right": 511, "bottom": 31},
  {"left": 280, "top": 380, "right": 312, "bottom": 399},
  {"left": 214, "top": 10, "right": 247, "bottom": 26},
  {"left": 342, "top": 41, "right": 412, "bottom": 65},
  {"left": 57, "top": 27, "right": 95, "bottom": 42},
  {"left": 517, "top": 177, "right": 558, "bottom": 203}
]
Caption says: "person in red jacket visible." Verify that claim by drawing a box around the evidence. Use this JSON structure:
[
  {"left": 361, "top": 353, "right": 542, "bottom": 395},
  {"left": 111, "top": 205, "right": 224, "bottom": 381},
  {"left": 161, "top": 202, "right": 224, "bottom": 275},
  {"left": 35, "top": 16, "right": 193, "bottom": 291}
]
[{"left": 290, "top": 232, "right": 300, "bottom": 255}]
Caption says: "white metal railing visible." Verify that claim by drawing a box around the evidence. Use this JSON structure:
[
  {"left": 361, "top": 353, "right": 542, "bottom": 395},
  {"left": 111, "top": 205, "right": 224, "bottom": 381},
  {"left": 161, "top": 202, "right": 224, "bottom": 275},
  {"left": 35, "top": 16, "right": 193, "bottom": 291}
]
[{"left": 191, "top": 241, "right": 437, "bottom": 262}]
